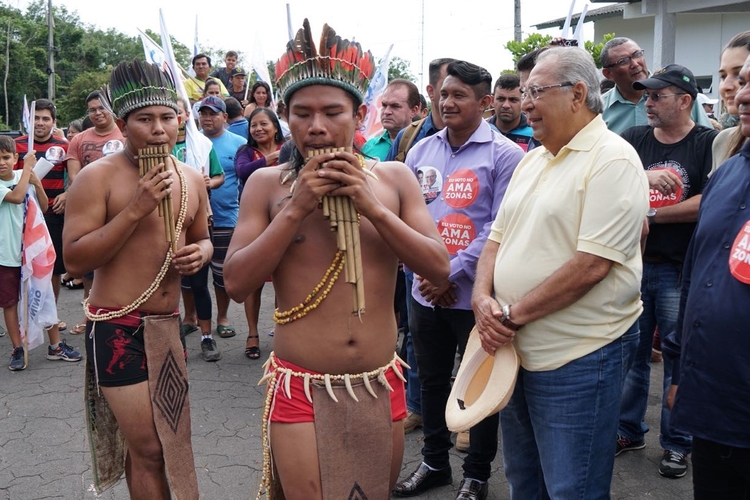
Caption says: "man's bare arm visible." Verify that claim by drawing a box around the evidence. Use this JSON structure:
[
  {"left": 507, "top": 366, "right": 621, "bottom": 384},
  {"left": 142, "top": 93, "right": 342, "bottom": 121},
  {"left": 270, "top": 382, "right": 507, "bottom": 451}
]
[
  {"left": 471, "top": 240, "right": 515, "bottom": 352},
  {"left": 63, "top": 162, "right": 175, "bottom": 276},
  {"left": 66, "top": 158, "right": 81, "bottom": 186},
  {"left": 512, "top": 251, "right": 613, "bottom": 326},
  {"left": 652, "top": 195, "right": 701, "bottom": 224},
  {"left": 172, "top": 168, "right": 213, "bottom": 276}
]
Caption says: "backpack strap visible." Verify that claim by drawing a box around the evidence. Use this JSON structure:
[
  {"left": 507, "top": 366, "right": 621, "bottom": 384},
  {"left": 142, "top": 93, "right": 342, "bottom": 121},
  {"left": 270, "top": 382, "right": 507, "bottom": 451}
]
[{"left": 395, "top": 118, "right": 426, "bottom": 163}]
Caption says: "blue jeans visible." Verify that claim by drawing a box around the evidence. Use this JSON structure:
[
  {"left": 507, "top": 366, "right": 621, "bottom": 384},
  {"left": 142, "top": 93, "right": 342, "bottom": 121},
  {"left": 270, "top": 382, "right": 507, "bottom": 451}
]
[
  {"left": 618, "top": 262, "right": 692, "bottom": 455},
  {"left": 501, "top": 324, "right": 638, "bottom": 500},
  {"left": 404, "top": 272, "right": 421, "bottom": 415},
  {"left": 410, "top": 299, "right": 499, "bottom": 481}
]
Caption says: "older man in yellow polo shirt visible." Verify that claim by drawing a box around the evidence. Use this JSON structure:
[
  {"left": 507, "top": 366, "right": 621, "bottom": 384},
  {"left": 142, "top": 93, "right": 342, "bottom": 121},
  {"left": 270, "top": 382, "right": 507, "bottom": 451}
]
[{"left": 471, "top": 47, "right": 649, "bottom": 499}]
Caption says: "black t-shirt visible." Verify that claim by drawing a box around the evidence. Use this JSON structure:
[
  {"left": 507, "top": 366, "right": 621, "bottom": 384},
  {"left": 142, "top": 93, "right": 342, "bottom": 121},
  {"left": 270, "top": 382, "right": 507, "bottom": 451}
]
[{"left": 621, "top": 124, "right": 718, "bottom": 263}]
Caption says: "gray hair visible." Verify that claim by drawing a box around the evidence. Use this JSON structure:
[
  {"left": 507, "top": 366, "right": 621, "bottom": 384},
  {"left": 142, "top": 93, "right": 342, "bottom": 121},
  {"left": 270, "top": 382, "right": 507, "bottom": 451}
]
[
  {"left": 537, "top": 48, "right": 603, "bottom": 114},
  {"left": 600, "top": 37, "right": 633, "bottom": 68}
]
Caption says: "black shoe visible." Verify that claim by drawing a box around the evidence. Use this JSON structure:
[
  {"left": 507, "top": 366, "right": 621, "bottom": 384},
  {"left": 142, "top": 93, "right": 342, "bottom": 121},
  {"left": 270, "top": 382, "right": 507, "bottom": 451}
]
[
  {"left": 392, "top": 463, "right": 452, "bottom": 497},
  {"left": 456, "top": 478, "right": 488, "bottom": 500}
]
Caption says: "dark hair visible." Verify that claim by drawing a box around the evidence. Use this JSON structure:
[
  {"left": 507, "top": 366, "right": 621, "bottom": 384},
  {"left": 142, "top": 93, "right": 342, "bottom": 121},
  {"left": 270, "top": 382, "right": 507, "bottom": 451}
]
[
  {"left": 81, "top": 116, "right": 93, "bottom": 130},
  {"left": 428, "top": 58, "right": 457, "bottom": 87},
  {"left": 203, "top": 79, "right": 222, "bottom": 96},
  {"left": 247, "top": 108, "right": 284, "bottom": 146},
  {"left": 388, "top": 79, "right": 420, "bottom": 108},
  {"left": 86, "top": 90, "right": 103, "bottom": 105},
  {"left": 419, "top": 93, "right": 427, "bottom": 110},
  {"left": 600, "top": 37, "right": 632, "bottom": 68},
  {"left": 445, "top": 60, "right": 492, "bottom": 99},
  {"left": 600, "top": 79, "right": 616, "bottom": 94},
  {"left": 494, "top": 73, "right": 520, "bottom": 92},
  {"left": 192, "top": 53, "right": 212, "bottom": 68},
  {"left": 720, "top": 31, "right": 750, "bottom": 162},
  {"left": 225, "top": 50, "right": 238, "bottom": 59},
  {"left": 516, "top": 47, "right": 548, "bottom": 74},
  {"left": 249, "top": 81, "right": 272, "bottom": 106},
  {"left": 35, "top": 98, "right": 57, "bottom": 121},
  {"left": 276, "top": 100, "right": 287, "bottom": 118},
  {"left": 0, "top": 135, "right": 16, "bottom": 154},
  {"left": 225, "top": 97, "right": 243, "bottom": 119}
]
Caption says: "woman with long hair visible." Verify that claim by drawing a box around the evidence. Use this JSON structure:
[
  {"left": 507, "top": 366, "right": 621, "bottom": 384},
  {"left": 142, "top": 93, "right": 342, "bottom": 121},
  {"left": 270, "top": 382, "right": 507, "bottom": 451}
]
[
  {"left": 242, "top": 81, "right": 272, "bottom": 117},
  {"left": 234, "top": 107, "right": 285, "bottom": 359},
  {"left": 712, "top": 31, "right": 750, "bottom": 171}
]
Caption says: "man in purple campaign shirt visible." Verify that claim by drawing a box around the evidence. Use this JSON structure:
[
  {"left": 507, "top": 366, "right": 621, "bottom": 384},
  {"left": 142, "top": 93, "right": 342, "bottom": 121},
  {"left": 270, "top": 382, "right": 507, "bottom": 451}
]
[{"left": 392, "top": 60, "right": 523, "bottom": 500}]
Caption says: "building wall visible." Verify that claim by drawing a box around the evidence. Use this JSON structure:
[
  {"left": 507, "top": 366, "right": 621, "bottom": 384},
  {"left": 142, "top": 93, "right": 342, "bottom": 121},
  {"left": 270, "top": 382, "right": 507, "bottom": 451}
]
[{"left": 594, "top": 13, "right": 750, "bottom": 98}]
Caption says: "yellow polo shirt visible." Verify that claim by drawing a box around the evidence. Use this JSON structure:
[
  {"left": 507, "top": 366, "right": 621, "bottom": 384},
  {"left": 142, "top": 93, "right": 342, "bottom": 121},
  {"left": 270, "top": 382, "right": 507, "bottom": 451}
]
[{"left": 489, "top": 115, "right": 649, "bottom": 371}]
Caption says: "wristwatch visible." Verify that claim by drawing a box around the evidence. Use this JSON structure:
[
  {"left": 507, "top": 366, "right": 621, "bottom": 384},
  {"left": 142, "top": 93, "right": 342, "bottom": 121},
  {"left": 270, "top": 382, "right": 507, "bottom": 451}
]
[
  {"left": 500, "top": 304, "right": 523, "bottom": 331},
  {"left": 647, "top": 207, "right": 657, "bottom": 225}
]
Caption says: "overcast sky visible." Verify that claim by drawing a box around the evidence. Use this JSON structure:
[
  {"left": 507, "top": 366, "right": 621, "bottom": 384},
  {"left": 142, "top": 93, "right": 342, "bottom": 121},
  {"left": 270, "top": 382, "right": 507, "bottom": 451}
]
[{"left": 10, "top": 0, "right": 616, "bottom": 89}]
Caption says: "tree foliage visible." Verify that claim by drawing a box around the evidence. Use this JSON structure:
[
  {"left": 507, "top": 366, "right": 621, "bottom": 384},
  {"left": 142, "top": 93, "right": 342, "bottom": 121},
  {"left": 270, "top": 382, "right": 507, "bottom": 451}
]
[
  {"left": 387, "top": 56, "right": 415, "bottom": 82},
  {"left": 503, "top": 32, "right": 617, "bottom": 72},
  {"left": 0, "top": 0, "right": 145, "bottom": 128}
]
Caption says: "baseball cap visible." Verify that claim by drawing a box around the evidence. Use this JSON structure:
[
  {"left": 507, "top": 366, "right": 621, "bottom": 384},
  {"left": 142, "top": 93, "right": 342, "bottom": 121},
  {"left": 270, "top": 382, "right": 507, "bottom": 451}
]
[
  {"left": 697, "top": 93, "right": 718, "bottom": 106},
  {"left": 230, "top": 68, "right": 246, "bottom": 78},
  {"left": 632, "top": 64, "right": 698, "bottom": 99},
  {"left": 198, "top": 95, "right": 226, "bottom": 113}
]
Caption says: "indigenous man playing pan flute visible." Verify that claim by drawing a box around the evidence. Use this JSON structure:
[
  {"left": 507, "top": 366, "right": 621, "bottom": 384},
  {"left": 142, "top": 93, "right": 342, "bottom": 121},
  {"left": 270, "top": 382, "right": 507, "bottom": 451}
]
[
  {"left": 224, "top": 20, "right": 450, "bottom": 500},
  {"left": 63, "top": 59, "right": 212, "bottom": 500}
]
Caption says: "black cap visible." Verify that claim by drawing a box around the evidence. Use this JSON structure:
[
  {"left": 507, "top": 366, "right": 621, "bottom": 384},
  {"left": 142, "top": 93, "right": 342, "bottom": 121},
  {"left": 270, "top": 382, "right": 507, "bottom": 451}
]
[
  {"left": 230, "top": 67, "right": 246, "bottom": 78},
  {"left": 632, "top": 64, "right": 698, "bottom": 99}
]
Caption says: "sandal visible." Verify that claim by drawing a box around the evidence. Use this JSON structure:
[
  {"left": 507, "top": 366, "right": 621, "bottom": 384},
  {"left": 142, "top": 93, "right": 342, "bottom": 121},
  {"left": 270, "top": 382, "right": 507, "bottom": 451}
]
[
  {"left": 70, "top": 323, "right": 87, "bottom": 335},
  {"left": 181, "top": 323, "right": 199, "bottom": 337},
  {"left": 58, "top": 321, "right": 67, "bottom": 331},
  {"left": 216, "top": 324, "right": 237, "bottom": 338},
  {"left": 245, "top": 335, "right": 261, "bottom": 359}
]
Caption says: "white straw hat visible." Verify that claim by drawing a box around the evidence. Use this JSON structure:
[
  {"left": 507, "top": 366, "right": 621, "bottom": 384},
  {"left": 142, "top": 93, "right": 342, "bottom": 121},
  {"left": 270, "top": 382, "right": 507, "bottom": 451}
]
[{"left": 445, "top": 326, "right": 519, "bottom": 432}]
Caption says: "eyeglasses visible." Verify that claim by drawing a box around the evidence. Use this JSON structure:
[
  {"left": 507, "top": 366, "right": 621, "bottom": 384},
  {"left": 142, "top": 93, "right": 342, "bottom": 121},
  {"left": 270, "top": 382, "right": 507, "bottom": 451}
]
[
  {"left": 87, "top": 106, "right": 106, "bottom": 115},
  {"left": 643, "top": 91, "right": 686, "bottom": 102},
  {"left": 605, "top": 49, "right": 645, "bottom": 69},
  {"left": 521, "top": 82, "right": 575, "bottom": 101}
]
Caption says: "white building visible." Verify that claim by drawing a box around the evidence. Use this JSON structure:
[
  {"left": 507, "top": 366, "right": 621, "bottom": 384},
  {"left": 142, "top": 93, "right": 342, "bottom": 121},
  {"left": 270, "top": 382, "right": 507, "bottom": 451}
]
[{"left": 535, "top": 1, "right": 750, "bottom": 98}]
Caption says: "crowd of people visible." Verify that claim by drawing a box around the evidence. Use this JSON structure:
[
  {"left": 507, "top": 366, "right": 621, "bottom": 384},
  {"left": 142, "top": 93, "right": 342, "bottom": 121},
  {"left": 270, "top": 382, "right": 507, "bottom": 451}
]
[{"left": 1, "top": 18, "right": 749, "bottom": 500}]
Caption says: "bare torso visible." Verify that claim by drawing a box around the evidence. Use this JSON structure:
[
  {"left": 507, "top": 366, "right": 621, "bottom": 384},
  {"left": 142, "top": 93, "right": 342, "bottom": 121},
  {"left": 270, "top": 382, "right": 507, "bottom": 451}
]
[
  {"left": 84, "top": 154, "right": 204, "bottom": 314},
  {"left": 266, "top": 162, "right": 402, "bottom": 374}
]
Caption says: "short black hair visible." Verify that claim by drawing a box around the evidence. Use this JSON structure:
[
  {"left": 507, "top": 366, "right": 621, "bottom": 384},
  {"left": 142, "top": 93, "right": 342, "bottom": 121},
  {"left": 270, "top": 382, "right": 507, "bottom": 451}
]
[
  {"left": 86, "top": 90, "right": 103, "bottom": 105},
  {"left": 192, "top": 53, "right": 212, "bottom": 68},
  {"left": 445, "top": 60, "right": 492, "bottom": 99},
  {"left": 494, "top": 73, "right": 520, "bottom": 92},
  {"left": 225, "top": 97, "right": 243, "bottom": 119},
  {"left": 516, "top": 47, "right": 548, "bottom": 74},
  {"left": 35, "top": 98, "right": 57, "bottom": 121},
  {"left": 428, "top": 58, "right": 457, "bottom": 87},
  {"left": 0, "top": 135, "right": 16, "bottom": 154}
]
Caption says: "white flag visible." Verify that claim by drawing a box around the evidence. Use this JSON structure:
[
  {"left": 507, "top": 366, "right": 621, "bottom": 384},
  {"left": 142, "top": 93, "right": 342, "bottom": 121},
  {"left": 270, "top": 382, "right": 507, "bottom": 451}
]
[{"left": 360, "top": 44, "right": 393, "bottom": 140}]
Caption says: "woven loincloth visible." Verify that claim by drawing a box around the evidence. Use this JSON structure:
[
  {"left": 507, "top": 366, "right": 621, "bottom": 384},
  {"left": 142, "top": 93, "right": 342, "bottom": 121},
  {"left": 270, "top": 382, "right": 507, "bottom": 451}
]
[
  {"left": 256, "top": 352, "right": 408, "bottom": 500},
  {"left": 85, "top": 313, "right": 198, "bottom": 499}
]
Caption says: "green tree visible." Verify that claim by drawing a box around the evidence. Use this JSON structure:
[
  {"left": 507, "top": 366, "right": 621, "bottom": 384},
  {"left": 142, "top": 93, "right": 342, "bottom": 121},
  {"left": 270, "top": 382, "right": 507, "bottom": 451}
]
[
  {"left": 503, "top": 32, "right": 616, "bottom": 71},
  {"left": 386, "top": 56, "right": 415, "bottom": 82}
]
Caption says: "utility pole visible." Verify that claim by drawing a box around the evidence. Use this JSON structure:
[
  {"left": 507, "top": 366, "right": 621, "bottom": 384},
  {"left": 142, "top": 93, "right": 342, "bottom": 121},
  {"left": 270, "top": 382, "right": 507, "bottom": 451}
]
[
  {"left": 514, "top": 0, "right": 522, "bottom": 42},
  {"left": 47, "top": 0, "right": 55, "bottom": 101}
]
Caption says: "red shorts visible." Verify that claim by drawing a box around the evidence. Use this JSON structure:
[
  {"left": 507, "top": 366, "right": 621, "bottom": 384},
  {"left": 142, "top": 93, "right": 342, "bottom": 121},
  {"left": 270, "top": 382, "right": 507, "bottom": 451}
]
[
  {"left": 0, "top": 265, "right": 21, "bottom": 309},
  {"left": 268, "top": 356, "right": 407, "bottom": 423}
]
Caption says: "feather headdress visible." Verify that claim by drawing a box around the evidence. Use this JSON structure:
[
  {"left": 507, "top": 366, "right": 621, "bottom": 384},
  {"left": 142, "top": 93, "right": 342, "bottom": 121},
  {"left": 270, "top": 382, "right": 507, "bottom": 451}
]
[
  {"left": 275, "top": 19, "right": 375, "bottom": 105},
  {"left": 102, "top": 59, "right": 179, "bottom": 119}
]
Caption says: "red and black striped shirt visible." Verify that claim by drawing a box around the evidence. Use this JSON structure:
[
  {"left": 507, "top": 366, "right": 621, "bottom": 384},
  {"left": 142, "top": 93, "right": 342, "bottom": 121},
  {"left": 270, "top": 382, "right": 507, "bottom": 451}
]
[{"left": 14, "top": 135, "right": 69, "bottom": 214}]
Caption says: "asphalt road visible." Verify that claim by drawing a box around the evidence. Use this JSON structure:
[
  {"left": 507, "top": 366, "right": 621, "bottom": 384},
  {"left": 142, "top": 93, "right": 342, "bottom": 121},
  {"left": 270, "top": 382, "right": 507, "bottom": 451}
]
[{"left": 0, "top": 283, "right": 694, "bottom": 499}]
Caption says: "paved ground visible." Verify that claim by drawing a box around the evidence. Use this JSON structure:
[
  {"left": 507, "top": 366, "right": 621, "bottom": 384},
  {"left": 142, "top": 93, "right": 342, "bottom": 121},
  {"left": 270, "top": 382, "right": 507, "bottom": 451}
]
[{"left": 0, "top": 283, "right": 694, "bottom": 499}]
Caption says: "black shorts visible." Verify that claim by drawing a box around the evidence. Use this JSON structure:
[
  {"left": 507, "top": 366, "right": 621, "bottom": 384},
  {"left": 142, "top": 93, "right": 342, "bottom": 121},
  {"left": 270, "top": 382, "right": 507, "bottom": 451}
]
[
  {"left": 44, "top": 213, "right": 65, "bottom": 276},
  {"left": 210, "top": 227, "right": 234, "bottom": 290},
  {"left": 85, "top": 316, "right": 148, "bottom": 387}
]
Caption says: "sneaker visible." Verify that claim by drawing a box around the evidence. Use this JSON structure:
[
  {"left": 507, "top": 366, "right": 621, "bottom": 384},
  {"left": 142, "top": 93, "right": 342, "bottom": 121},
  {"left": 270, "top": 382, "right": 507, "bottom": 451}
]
[
  {"left": 201, "top": 337, "right": 221, "bottom": 362},
  {"left": 403, "top": 412, "right": 423, "bottom": 434},
  {"left": 0, "top": 325, "right": 6, "bottom": 337},
  {"left": 9, "top": 346, "right": 26, "bottom": 371},
  {"left": 46, "top": 339, "right": 82, "bottom": 362},
  {"left": 456, "top": 430, "right": 470, "bottom": 452},
  {"left": 659, "top": 450, "right": 688, "bottom": 478},
  {"left": 615, "top": 435, "right": 646, "bottom": 456}
]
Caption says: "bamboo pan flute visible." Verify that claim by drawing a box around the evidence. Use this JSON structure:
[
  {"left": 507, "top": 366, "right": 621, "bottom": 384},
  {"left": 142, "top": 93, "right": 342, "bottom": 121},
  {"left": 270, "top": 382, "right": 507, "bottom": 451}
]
[
  {"left": 137, "top": 145, "right": 177, "bottom": 254},
  {"left": 308, "top": 147, "right": 365, "bottom": 316}
]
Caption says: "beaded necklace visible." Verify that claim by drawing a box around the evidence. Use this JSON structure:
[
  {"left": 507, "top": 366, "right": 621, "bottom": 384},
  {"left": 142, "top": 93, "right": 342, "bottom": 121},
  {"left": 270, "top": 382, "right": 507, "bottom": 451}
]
[{"left": 84, "top": 158, "right": 189, "bottom": 322}]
